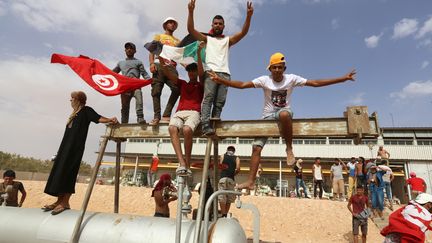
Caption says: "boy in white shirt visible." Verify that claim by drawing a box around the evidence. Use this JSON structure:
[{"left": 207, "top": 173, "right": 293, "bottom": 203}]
[{"left": 209, "top": 52, "right": 356, "bottom": 189}]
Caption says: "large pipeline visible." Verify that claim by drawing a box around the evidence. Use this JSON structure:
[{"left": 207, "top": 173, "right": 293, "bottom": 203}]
[{"left": 0, "top": 207, "right": 247, "bottom": 243}]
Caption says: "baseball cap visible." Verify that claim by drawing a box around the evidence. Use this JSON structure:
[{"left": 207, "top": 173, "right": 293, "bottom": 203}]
[
  {"left": 163, "top": 17, "right": 178, "bottom": 30},
  {"left": 297, "top": 159, "right": 303, "bottom": 163},
  {"left": 124, "top": 42, "right": 136, "bottom": 50},
  {"left": 267, "top": 52, "right": 285, "bottom": 70},
  {"left": 415, "top": 193, "right": 432, "bottom": 204}
]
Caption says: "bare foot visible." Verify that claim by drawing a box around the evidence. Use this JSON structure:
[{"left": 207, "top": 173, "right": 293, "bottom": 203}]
[
  {"left": 236, "top": 181, "right": 255, "bottom": 190},
  {"left": 286, "top": 149, "right": 295, "bottom": 166}
]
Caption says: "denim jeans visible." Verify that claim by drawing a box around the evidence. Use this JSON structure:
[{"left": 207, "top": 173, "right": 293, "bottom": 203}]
[
  {"left": 384, "top": 181, "right": 392, "bottom": 200},
  {"left": 200, "top": 72, "right": 230, "bottom": 126},
  {"left": 151, "top": 63, "right": 179, "bottom": 119},
  {"left": 147, "top": 170, "right": 156, "bottom": 188},
  {"left": 370, "top": 185, "right": 384, "bottom": 211},
  {"left": 296, "top": 178, "right": 308, "bottom": 198},
  {"left": 121, "top": 88, "right": 144, "bottom": 123}
]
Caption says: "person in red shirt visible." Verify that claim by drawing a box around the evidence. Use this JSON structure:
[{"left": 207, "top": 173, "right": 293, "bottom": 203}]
[
  {"left": 147, "top": 154, "right": 160, "bottom": 188},
  {"left": 381, "top": 193, "right": 432, "bottom": 243},
  {"left": 159, "top": 42, "right": 205, "bottom": 176},
  {"left": 406, "top": 172, "right": 427, "bottom": 200},
  {"left": 347, "top": 185, "right": 370, "bottom": 243}
]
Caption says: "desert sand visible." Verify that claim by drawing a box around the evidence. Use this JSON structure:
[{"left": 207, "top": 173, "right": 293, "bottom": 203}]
[{"left": 20, "top": 180, "right": 384, "bottom": 243}]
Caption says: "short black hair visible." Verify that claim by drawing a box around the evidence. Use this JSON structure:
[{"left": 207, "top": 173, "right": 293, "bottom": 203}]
[
  {"left": 356, "top": 184, "right": 364, "bottom": 189},
  {"left": 3, "top": 169, "right": 16, "bottom": 178},
  {"left": 315, "top": 157, "right": 321, "bottom": 160},
  {"left": 359, "top": 156, "right": 365, "bottom": 162},
  {"left": 213, "top": 15, "right": 224, "bottom": 23},
  {"left": 227, "top": 146, "right": 235, "bottom": 152},
  {"left": 185, "top": 63, "right": 197, "bottom": 72}
]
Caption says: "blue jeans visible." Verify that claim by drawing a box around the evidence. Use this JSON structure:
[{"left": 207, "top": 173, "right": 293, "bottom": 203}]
[
  {"left": 200, "top": 72, "right": 230, "bottom": 126},
  {"left": 370, "top": 185, "right": 384, "bottom": 211},
  {"left": 384, "top": 181, "right": 392, "bottom": 200},
  {"left": 296, "top": 178, "right": 308, "bottom": 198}
]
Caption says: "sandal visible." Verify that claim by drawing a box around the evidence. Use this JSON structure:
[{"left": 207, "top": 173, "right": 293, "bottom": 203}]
[
  {"left": 149, "top": 118, "right": 160, "bottom": 126},
  {"left": 51, "top": 205, "right": 70, "bottom": 215},
  {"left": 160, "top": 117, "right": 170, "bottom": 123},
  {"left": 41, "top": 204, "right": 58, "bottom": 212}
]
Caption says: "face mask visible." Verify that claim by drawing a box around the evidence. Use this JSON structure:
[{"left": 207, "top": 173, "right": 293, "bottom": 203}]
[{"left": 226, "top": 151, "right": 234, "bottom": 156}]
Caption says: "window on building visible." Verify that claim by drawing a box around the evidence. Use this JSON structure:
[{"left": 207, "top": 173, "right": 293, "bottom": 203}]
[
  {"left": 292, "top": 139, "right": 303, "bottom": 144},
  {"left": 383, "top": 139, "right": 413, "bottom": 145},
  {"left": 267, "top": 138, "right": 280, "bottom": 144},
  {"left": 360, "top": 139, "right": 378, "bottom": 145},
  {"left": 144, "top": 139, "right": 159, "bottom": 143},
  {"left": 303, "top": 139, "right": 326, "bottom": 145},
  {"left": 417, "top": 140, "right": 432, "bottom": 146},
  {"left": 162, "top": 139, "right": 171, "bottom": 143},
  {"left": 221, "top": 138, "right": 237, "bottom": 144},
  {"left": 239, "top": 139, "right": 254, "bottom": 144},
  {"left": 329, "top": 139, "right": 353, "bottom": 145}
]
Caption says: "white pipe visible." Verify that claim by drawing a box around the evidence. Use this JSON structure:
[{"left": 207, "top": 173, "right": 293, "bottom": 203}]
[
  {"left": 0, "top": 207, "right": 248, "bottom": 243},
  {"left": 193, "top": 138, "right": 213, "bottom": 243},
  {"left": 279, "top": 160, "right": 282, "bottom": 197},
  {"left": 175, "top": 175, "right": 185, "bottom": 243},
  {"left": 203, "top": 190, "right": 242, "bottom": 243},
  {"left": 1, "top": 207, "right": 197, "bottom": 243}
]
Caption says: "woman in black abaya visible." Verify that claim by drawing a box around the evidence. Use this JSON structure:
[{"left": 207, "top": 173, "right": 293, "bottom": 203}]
[{"left": 42, "top": 91, "right": 118, "bottom": 215}]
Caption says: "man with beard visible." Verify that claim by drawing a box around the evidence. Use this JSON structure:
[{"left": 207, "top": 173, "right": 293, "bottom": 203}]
[{"left": 187, "top": 0, "right": 254, "bottom": 136}]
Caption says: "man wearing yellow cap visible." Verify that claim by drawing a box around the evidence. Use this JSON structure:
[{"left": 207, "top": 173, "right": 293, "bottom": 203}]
[
  {"left": 209, "top": 52, "right": 356, "bottom": 190},
  {"left": 148, "top": 17, "right": 181, "bottom": 125}
]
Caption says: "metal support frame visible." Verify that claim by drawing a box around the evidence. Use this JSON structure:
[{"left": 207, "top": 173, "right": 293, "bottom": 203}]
[
  {"left": 175, "top": 175, "right": 185, "bottom": 243},
  {"left": 193, "top": 138, "right": 213, "bottom": 243},
  {"left": 114, "top": 141, "right": 121, "bottom": 213},
  {"left": 212, "top": 139, "right": 219, "bottom": 221},
  {"left": 67, "top": 106, "right": 379, "bottom": 243},
  {"left": 69, "top": 133, "right": 110, "bottom": 243}
]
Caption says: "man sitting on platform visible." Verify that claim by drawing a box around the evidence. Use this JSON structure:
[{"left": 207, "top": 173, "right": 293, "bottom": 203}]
[
  {"left": 209, "top": 52, "right": 356, "bottom": 189},
  {"left": 159, "top": 42, "right": 205, "bottom": 175}
]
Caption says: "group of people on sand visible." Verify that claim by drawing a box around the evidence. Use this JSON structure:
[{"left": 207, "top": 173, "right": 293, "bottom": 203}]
[{"left": 38, "top": 0, "right": 357, "bottom": 217}]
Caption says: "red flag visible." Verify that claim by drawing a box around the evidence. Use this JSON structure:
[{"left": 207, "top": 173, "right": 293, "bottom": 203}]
[{"left": 51, "top": 53, "right": 152, "bottom": 96}]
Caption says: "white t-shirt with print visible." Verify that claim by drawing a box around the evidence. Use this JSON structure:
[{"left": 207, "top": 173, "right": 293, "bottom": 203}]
[{"left": 252, "top": 74, "right": 307, "bottom": 118}]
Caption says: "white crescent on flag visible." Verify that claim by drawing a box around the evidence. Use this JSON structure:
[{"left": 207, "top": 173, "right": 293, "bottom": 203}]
[{"left": 91, "top": 74, "right": 119, "bottom": 91}]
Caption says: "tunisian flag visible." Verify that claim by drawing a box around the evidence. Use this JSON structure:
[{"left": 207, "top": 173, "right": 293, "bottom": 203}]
[{"left": 51, "top": 53, "right": 152, "bottom": 96}]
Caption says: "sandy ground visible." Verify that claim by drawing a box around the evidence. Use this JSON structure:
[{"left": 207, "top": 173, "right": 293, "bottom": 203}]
[{"left": 20, "top": 180, "right": 384, "bottom": 243}]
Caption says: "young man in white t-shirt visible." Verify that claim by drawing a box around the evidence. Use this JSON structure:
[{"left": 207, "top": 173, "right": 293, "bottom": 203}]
[
  {"left": 187, "top": 0, "right": 253, "bottom": 135},
  {"left": 209, "top": 52, "right": 356, "bottom": 189}
]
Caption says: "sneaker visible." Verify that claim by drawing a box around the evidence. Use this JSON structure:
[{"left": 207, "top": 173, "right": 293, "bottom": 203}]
[
  {"left": 137, "top": 117, "right": 146, "bottom": 124},
  {"left": 286, "top": 149, "right": 296, "bottom": 166},
  {"left": 176, "top": 166, "right": 192, "bottom": 176},
  {"left": 202, "top": 125, "right": 215, "bottom": 136}
]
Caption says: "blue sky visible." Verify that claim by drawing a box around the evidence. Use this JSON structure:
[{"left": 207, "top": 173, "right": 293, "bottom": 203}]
[{"left": 1, "top": 0, "right": 431, "bottom": 163}]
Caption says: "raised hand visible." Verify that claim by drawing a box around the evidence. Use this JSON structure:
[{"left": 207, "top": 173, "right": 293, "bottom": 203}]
[
  {"left": 188, "top": 0, "right": 196, "bottom": 12},
  {"left": 345, "top": 69, "right": 356, "bottom": 81},
  {"left": 246, "top": 1, "right": 254, "bottom": 17}
]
